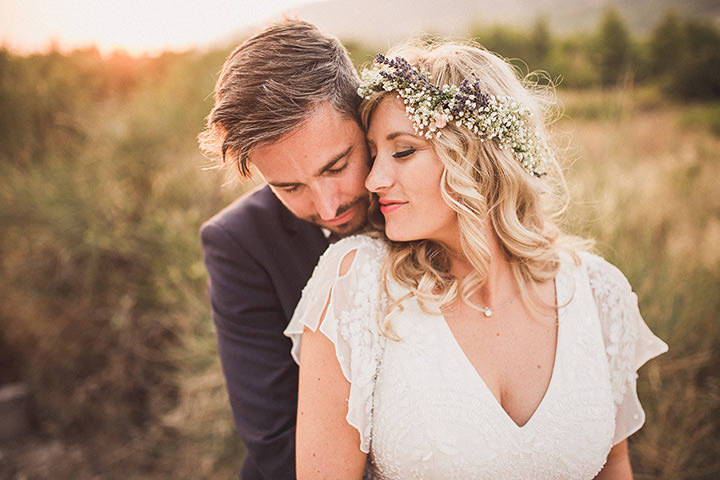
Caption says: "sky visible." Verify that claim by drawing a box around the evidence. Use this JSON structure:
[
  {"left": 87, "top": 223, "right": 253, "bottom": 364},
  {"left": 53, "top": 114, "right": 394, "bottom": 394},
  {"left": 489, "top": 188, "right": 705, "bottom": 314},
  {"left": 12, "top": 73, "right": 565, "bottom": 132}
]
[{"left": 0, "top": 0, "right": 317, "bottom": 55}]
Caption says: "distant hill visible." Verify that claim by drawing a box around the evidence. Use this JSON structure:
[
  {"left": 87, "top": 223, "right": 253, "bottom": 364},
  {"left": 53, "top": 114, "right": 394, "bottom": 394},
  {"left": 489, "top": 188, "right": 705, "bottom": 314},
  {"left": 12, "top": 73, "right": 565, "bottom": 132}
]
[{"left": 253, "top": 0, "right": 720, "bottom": 48}]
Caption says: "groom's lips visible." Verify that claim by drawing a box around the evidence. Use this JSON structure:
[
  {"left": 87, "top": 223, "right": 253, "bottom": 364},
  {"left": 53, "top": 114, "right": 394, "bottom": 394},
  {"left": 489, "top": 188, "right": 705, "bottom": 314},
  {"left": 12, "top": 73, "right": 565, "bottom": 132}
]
[{"left": 324, "top": 204, "right": 358, "bottom": 227}]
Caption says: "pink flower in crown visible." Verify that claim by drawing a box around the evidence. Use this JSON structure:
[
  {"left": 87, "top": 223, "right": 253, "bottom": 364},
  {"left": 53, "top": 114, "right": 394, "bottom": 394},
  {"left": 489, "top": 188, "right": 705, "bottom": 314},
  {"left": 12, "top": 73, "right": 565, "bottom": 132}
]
[{"left": 433, "top": 112, "right": 449, "bottom": 129}]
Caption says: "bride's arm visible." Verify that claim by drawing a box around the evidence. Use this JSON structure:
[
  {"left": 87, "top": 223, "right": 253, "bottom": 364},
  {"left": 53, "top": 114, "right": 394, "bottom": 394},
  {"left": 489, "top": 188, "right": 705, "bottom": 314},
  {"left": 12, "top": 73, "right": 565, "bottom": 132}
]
[
  {"left": 594, "top": 440, "right": 633, "bottom": 480},
  {"left": 296, "top": 324, "right": 367, "bottom": 479},
  {"left": 291, "top": 245, "right": 374, "bottom": 479}
]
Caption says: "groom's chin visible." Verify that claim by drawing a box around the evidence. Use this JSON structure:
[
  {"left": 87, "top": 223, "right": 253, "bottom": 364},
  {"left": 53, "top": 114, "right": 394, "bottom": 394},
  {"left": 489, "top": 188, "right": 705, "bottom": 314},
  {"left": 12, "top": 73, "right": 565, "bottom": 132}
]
[
  {"left": 325, "top": 212, "right": 367, "bottom": 237},
  {"left": 324, "top": 201, "right": 370, "bottom": 238}
]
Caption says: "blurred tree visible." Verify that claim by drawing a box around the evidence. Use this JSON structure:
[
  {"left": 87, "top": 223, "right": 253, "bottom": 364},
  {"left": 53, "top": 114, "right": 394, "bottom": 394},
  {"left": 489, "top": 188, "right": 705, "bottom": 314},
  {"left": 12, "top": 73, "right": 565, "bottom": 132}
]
[
  {"left": 473, "top": 24, "right": 529, "bottom": 63},
  {"left": 548, "top": 34, "right": 597, "bottom": 88},
  {"left": 648, "top": 10, "right": 686, "bottom": 78},
  {"left": 529, "top": 16, "right": 552, "bottom": 66},
  {"left": 595, "top": 7, "right": 635, "bottom": 88},
  {"left": 471, "top": 17, "right": 581, "bottom": 87},
  {"left": 471, "top": 23, "right": 546, "bottom": 80},
  {"left": 666, "top": 18, "right": 720, "bottom": 99},
  {"left": 0, "top": 47, "right": 149, "bottom": 168},
  {"left": 341, "top": 39, "right": 379, "bottom": 69}
]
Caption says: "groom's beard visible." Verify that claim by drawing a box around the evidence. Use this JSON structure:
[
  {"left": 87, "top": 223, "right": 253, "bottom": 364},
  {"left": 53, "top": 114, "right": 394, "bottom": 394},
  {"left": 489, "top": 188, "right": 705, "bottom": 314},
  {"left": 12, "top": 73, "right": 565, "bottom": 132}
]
[{"left": 306, "top": 194, "right": 370, "bottom": 237}]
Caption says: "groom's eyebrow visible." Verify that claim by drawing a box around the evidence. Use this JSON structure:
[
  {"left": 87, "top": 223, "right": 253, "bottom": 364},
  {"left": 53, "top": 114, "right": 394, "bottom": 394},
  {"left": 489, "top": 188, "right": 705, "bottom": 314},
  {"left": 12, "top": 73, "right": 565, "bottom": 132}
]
[
  {"left": 268, "top": 145, "right": 353, "bottom": 188},
  {"left": 313, "top": 145, "right": 353, "bottom": 177}
]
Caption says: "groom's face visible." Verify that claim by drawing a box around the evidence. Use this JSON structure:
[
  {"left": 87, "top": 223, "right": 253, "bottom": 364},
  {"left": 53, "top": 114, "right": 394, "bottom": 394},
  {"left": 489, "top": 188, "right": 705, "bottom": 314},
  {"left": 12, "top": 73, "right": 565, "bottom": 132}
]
[{"left": 251, "top": 102, "right": 371, "bottom": 236}]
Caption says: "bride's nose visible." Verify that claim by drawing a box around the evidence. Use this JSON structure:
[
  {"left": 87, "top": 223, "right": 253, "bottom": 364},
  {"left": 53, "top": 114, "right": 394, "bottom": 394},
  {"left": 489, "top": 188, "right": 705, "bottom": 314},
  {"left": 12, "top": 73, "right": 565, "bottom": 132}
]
[{"left": 365, "top": 154, "right": 393, "bottom": 192}]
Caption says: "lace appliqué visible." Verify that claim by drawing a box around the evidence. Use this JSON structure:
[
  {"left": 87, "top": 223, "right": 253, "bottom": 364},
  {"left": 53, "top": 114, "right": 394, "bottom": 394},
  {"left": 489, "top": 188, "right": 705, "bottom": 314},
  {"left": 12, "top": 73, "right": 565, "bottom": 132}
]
[
  {"left": 583, "top": 252, "right": 668, "bottom": 443},
  {"left": 285, "top": 234, "right": 389, "bottom": 453},
  {"left": 585, "top": 253, "right": 640, "bottom": 406}
]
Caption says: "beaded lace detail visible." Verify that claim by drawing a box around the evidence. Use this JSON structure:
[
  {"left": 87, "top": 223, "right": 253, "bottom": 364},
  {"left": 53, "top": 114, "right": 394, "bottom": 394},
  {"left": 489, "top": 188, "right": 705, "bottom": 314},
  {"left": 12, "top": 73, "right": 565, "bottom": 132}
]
[
  {"left": 285, "top": 238, "right": 668, "bottom": 479},
  {"left": 286, "top": 234, "right": 389, "bottom": 452},
  {"left": 583, "top": 252, "right": 669, "bottom": 443}
]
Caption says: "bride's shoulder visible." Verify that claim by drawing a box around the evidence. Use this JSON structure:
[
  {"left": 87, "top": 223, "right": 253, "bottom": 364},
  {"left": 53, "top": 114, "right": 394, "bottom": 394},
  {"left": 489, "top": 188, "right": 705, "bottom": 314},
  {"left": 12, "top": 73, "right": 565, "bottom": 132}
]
[
  {"left": 321, "top": 233, "right": 389, "bottom": 268},
  {"left": 573, "top": 250, "right": 633, "bottom": 292},
  {"left": 331, "top": 232, "right": 388, "bottom": 251}
]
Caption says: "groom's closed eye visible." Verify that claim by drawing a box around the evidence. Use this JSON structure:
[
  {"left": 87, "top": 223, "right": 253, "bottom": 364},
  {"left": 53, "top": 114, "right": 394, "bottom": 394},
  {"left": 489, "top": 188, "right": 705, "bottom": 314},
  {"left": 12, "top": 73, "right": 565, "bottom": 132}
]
[{"left": 325, "top": 161, "right": 348, "bottom": 175}]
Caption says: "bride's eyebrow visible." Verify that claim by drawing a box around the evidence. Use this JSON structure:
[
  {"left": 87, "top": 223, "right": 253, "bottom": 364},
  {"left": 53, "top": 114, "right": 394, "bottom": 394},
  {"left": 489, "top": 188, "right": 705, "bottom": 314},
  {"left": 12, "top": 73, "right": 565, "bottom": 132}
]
[
  {"left": 387, "top": 131, "right": 418, "bottom": 141},
  {"left": 366, "top": 130, "right": 419, "bottom": 147}
]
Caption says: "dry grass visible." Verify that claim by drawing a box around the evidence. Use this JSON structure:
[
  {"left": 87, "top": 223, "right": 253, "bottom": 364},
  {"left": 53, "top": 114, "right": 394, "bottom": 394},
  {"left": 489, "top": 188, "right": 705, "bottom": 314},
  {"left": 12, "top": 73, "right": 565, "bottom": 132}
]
[{"left": 557, "top": 88, "right": 720, "bottom": 479}]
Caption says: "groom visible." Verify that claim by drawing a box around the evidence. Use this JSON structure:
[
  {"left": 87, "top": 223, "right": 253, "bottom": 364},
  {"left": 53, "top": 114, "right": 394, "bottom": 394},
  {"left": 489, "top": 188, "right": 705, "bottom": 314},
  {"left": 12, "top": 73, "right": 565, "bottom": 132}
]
[{"left": 199, "top": 19, "right": 371, "bottom": 479}]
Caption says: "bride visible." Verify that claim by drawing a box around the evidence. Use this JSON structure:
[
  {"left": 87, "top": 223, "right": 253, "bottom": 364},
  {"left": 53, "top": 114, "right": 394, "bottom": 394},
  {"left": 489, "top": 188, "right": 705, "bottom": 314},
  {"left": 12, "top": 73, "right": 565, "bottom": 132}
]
[{"left": 285, "top": 42, "right": 667, "bottom": 479}]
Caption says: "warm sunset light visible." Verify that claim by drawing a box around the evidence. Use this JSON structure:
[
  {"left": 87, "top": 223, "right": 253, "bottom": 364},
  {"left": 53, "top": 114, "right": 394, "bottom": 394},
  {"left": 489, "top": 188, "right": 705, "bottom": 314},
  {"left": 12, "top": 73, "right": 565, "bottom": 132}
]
[
  {"left": 0, "top": 0, "right": 316, "bottom": 55},
  {"left": 2, "top": 0, "right": 718, "bottom": 477}
]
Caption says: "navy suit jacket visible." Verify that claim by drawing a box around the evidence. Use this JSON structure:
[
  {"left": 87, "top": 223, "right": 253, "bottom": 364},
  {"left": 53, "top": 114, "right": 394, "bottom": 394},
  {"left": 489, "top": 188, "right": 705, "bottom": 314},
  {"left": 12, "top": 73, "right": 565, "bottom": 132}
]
[{"left": 200, "top": 184, "right": 329, "bottom": 479}]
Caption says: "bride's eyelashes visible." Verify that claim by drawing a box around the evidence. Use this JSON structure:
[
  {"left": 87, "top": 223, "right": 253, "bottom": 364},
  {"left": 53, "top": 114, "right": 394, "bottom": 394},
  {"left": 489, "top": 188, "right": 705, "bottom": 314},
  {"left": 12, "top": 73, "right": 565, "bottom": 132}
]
[
  {"left": 392, "top": 148, "right": 416, "bottom": 159},
  {"left": 368, "top": 148, "right": 416, "bottom": 163}
]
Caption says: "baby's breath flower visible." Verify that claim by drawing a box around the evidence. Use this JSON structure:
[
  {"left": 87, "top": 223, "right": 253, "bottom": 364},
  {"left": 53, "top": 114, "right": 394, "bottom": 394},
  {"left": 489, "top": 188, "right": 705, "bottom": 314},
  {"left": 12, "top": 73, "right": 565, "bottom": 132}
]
[{"left": 358, "top": 54, "right": 548, "bottom": 178}]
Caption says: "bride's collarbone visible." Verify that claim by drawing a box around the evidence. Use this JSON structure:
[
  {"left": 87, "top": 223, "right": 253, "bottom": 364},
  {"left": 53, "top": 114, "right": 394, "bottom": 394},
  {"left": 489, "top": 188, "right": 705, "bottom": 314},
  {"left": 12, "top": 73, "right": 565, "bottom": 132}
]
[{"left": 443, "top": 302, "right": 558, "bottom": 426}]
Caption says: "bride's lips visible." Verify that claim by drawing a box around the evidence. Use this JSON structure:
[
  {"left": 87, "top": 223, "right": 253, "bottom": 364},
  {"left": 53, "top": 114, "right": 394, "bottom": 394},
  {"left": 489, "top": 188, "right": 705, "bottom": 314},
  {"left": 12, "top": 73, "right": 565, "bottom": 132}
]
[
  {"left": 378, "top": 199, "right": 406, "bottom": 215},
  {"left": 324, "top": 204, "right": 358, "bottom": 227}
]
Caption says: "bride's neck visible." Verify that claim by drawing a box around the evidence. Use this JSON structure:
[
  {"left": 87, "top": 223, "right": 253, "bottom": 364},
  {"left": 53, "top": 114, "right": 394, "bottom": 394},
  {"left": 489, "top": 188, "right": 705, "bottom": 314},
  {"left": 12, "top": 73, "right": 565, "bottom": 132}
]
[{"left": 447, "top": 228, "right": 517, "bottom": 307}]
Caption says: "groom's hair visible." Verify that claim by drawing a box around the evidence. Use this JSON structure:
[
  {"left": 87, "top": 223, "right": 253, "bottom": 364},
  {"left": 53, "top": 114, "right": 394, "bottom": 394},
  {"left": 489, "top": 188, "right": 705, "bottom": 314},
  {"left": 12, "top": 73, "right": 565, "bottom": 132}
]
[{"left": 199, "top": 18, "right": 361, "bottom": 177}]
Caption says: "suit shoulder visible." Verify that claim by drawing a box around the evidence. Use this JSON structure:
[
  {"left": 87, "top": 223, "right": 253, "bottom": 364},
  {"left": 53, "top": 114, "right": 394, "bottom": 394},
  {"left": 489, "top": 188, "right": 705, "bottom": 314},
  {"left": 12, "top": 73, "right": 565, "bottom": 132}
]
[{"left": 201, "top": 184, "right": 282, "bottom": 234}]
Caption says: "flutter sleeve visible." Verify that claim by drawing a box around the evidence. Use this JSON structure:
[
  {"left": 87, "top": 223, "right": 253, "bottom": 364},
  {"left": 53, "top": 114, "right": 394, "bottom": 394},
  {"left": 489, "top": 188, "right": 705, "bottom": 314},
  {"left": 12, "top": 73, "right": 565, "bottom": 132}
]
[
  {"left": 284, "top": 234, "right": 388, "bottom": 453},
  {"left": 584, "top": 252, "right": 669, "bottom": 445}
]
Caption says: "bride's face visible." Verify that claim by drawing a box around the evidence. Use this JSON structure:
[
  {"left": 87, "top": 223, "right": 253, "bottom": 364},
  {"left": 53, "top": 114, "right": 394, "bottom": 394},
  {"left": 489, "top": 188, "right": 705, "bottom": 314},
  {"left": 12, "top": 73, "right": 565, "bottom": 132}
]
[{"left": 365, "top": 96, "right": 459, "bottom": 246}]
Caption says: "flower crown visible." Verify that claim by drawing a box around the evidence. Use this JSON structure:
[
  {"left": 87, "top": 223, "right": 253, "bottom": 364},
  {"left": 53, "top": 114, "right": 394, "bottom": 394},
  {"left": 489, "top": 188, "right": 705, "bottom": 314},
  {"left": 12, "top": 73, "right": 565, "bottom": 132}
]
[{"left": 358, "top": 54, "right": 548, "bottom": 177}]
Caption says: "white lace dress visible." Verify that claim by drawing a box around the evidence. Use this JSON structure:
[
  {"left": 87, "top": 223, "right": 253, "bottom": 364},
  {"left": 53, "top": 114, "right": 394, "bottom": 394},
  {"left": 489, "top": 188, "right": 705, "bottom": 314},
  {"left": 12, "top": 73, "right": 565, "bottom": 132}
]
[{"left": 285, "top": 235, "right": 668, "bottom": 480}]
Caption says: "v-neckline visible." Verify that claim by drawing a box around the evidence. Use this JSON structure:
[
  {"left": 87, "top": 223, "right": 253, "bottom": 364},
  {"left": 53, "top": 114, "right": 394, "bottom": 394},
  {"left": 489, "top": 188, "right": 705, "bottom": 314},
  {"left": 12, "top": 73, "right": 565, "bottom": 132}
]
[{"left": 436, "top": 276, "right": 563, "bottom": 430}]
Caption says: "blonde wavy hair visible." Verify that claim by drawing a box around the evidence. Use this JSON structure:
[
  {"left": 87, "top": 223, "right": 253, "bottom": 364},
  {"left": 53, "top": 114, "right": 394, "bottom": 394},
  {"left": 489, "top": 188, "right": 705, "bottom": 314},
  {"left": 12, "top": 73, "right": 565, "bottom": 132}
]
[{"left": 359, "top": 41, "right": 592, "bottom": 336}]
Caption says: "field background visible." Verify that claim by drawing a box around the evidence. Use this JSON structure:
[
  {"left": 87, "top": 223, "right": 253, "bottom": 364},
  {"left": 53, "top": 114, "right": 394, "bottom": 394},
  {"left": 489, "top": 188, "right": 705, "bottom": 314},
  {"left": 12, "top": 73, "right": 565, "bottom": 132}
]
[{"left": 1, "top": 6, "right": 719, "bottom": 480}]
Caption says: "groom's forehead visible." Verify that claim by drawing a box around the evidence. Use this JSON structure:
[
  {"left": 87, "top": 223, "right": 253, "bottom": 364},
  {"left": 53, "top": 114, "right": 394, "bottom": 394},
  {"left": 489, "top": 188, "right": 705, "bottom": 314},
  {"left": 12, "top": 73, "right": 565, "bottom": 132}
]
[{"left": 250, "top": 108, "right": 366, "bottom": 183}]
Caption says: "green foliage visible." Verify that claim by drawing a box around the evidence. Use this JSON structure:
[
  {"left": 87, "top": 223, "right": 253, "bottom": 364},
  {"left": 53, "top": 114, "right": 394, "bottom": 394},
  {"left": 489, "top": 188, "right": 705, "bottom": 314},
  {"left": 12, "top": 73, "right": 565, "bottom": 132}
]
[
  {"left": 648, "top": 11, "right": 686, "bottom": 78},
  {"left": 594, "top": 7, "right": 636, "bottom": 87},
  {"left": 343, "top": 39, "right": 383, "bottom": 69},
  {"left": 659, "top": 17, "right": 720, "bottom": 99},
  {"left": 548, "top": 34, "right": 598, "bottom": 88},
  {"left": 529, "top": 16, "right": 552, "bottom": 64},
  {"left": 470, "top": 19, "right": 554, "bottom": 79},
  {"left": 467, "top": 9, "right": 720, "bottom": 98},
  {"left": 0, "top": 45, "right": 245, "bottom": 477},
  {"left": 679, "top": 102, "right": 720, "bottom": 135},
  {"left": 0, "top": 47, "right": 172, "bottom": 168}
]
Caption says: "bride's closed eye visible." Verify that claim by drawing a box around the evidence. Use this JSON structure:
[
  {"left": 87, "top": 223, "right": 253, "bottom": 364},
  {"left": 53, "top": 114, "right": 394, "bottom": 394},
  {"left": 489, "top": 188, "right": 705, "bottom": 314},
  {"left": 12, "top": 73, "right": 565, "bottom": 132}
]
[{"left": 392, "top": 148, "right": 416, "bottom": 159}]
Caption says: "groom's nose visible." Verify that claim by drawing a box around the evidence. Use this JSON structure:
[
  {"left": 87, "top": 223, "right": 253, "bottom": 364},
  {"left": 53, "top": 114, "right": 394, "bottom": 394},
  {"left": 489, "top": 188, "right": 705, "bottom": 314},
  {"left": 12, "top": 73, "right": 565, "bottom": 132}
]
[{"left": 312, "top": 184, "right": 341, "bottom": 221}]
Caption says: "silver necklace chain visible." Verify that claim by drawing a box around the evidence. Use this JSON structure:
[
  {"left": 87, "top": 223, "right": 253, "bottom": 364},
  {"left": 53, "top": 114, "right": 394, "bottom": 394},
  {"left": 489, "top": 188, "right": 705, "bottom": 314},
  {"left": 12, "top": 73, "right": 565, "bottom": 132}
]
[{"left": 477, "top": 293, "right": 519, "bottom": 317}]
